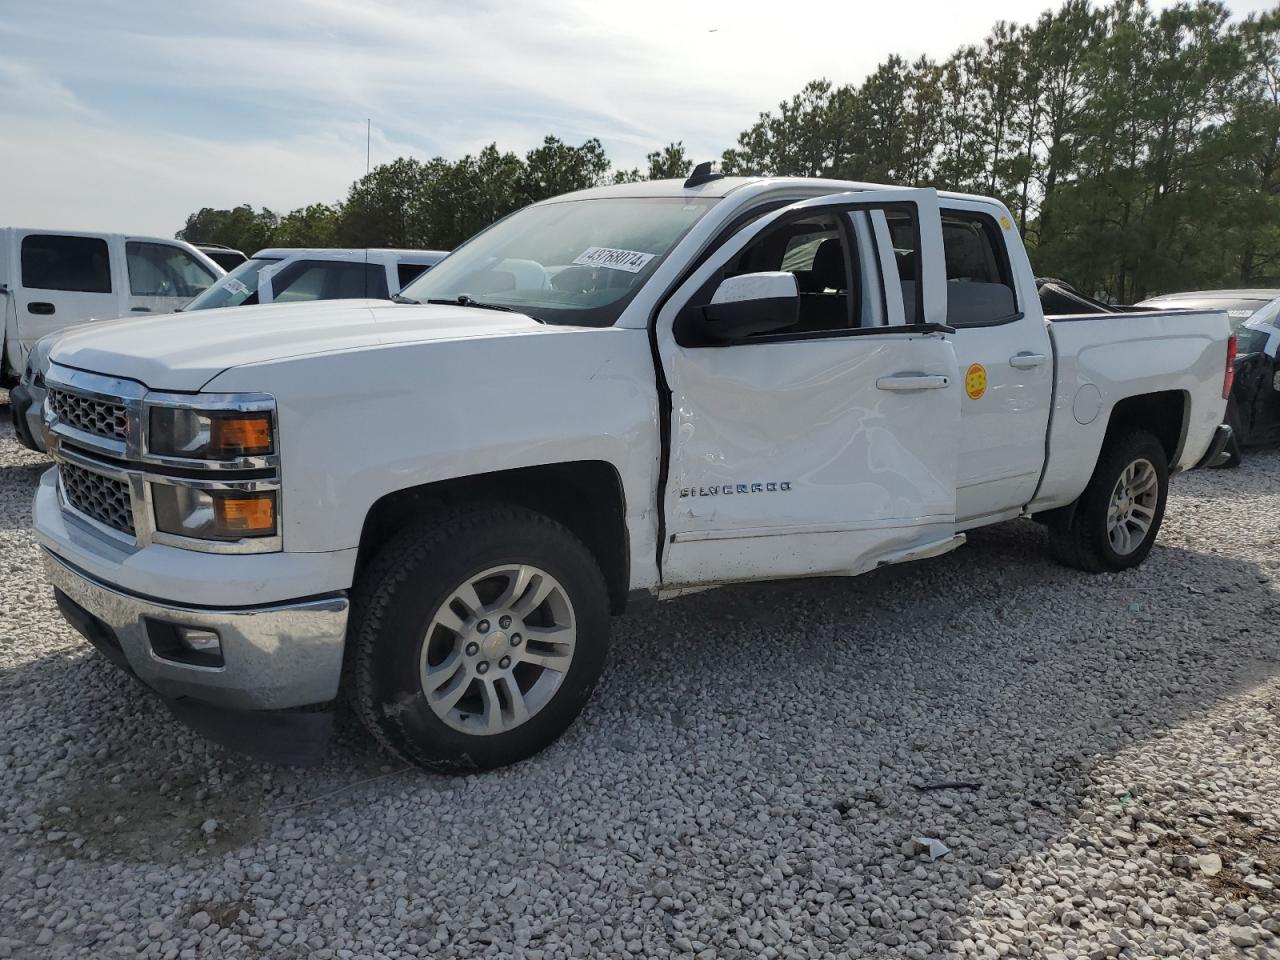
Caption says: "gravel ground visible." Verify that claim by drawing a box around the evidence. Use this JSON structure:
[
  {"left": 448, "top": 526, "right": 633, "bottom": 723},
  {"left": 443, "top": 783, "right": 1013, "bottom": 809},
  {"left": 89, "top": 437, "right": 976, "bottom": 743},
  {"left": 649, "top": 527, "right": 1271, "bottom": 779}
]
[{"left": 1, "top": 397, "right": 1278, "bottom": 960}]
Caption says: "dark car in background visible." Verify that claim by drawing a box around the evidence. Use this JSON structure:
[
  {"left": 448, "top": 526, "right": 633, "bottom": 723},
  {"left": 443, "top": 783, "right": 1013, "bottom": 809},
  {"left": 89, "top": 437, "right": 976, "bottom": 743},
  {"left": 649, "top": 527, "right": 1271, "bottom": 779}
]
[{"left": 1137, "top": 289, "right": 1280, "bottom": 465}]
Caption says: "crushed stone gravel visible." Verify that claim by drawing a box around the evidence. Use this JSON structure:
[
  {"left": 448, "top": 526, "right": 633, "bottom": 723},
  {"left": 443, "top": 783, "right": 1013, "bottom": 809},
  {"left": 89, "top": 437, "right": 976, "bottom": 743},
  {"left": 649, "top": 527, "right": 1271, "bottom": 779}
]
[{"left": 1, "top": 398, "right": 1278, "bottom": 959}]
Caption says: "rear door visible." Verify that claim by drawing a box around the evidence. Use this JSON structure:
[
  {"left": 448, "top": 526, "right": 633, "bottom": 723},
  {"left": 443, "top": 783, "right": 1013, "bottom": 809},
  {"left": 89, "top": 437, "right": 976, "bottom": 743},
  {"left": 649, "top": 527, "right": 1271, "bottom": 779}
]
[
  {"left": 655, "top": 188, "right": 963, "bottom": 588},
  {"left": 880, "top": 201, "right": 1053, "bottom": 523},
  {"left": 125, "top": 240, "right": 219, "bottom": 315},
  {"left": 14, "top": 232, "right": 120, "bottom": 347}
]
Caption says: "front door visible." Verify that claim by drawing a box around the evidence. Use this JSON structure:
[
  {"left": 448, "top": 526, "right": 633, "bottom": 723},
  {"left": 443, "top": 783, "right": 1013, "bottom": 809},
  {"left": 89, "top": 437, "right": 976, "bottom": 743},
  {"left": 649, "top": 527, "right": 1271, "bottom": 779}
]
[
  {"left": 655, "top": 189, "right": 963, "bottom": 588},
  {"left": 877, "top": 203, "right": 1053, "bottom": 522},
  {"left": 125, "top": 240, "right": 219, "bottom": 315}
]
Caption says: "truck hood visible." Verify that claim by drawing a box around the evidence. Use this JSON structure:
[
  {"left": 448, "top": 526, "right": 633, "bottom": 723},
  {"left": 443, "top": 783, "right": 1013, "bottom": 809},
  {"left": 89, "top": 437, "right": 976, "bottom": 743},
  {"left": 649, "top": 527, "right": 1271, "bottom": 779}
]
[{"left": 47, "top": 300, "right": 549, "bottom": 391}]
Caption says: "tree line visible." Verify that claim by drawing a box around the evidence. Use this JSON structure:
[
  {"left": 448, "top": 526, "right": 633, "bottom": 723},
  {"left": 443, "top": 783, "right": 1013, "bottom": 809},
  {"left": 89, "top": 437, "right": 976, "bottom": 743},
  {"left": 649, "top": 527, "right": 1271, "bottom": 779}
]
[{"left": 178, "top": 0, "right": 1280, "bottom": 302}]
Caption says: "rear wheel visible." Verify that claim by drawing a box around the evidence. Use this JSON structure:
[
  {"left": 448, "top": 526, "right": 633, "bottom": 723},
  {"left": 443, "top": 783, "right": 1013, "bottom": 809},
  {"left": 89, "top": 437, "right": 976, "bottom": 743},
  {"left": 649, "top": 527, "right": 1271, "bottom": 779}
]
[
  {"left": 349, "top": 504, "right": 610, "bottom": 772},
  {"left": 1048, "top": 430, "right": 1169, "bottom": 573}
]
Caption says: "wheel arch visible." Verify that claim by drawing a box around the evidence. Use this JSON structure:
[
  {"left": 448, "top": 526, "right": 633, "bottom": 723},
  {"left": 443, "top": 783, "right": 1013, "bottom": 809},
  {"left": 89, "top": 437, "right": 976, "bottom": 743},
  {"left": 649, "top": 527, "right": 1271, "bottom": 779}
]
[
  {"left": 1034, "top": 389, "right": 1187, "bottom": 529},
  {"left": 355, "top": 460, "right": 631, "bottom": 614},
  {"left": 1102, "top": 389, "right": 1189, "bottom": 466}
]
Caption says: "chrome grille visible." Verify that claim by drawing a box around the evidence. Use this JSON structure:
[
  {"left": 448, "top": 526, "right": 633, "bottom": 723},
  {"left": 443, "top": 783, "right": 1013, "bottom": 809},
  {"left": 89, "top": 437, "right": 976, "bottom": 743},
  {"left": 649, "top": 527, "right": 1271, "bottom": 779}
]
[
  {"left": 60, "top": 462, "right": 134, "bottom": 536},
  {"left": 49, "top": 389, "right": 128, "bottom": 442}
]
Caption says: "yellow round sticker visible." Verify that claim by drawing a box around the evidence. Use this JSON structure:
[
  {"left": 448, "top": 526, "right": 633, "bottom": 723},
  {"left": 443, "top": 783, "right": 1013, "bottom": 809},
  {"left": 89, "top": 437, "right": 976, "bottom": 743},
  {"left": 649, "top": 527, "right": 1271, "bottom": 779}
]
[
  {"left": 999, "top": 215, "right": 1012, "bottom": 230},
  {"left": 965, "top": 362, "right": 988, "bottom": 400}
]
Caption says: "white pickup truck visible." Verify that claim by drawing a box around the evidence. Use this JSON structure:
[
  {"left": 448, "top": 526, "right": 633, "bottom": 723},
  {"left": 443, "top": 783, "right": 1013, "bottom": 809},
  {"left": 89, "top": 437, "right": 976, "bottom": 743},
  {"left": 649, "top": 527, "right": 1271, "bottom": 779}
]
[{"left": 33, "top": 170, "right": 1234, "bottom": 770}]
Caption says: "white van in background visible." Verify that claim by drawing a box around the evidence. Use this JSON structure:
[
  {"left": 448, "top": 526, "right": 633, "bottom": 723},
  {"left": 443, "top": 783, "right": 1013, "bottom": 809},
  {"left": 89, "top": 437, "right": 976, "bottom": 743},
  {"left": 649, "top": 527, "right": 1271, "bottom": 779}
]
[
  {"left": 0, "top": 229, "right": 224, "bottom": 384},
  {"left": 183, "top": 248, "right": 449, "bottom": 312}
]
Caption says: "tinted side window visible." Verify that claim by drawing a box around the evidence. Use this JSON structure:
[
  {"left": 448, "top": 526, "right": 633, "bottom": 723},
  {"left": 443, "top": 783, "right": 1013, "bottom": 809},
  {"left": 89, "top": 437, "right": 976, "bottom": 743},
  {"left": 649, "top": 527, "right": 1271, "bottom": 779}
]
[
  {"left": 21, "top": 235, "right": 112, "bottom": 293},
  {"left": 676, "top": 213, "right": 861, "bottom": 345},
  {"left": 271, "top": 261, "right": 390, "bottom": 303},
  {"left": 397, "top": 263, "right": 429, "bottom": 289},
  {"left": 126, "top": 242, "right": 217, "bottom": 298},
  {"left": 727, "top": 214, "right": 856, "bottom": 335},
  {"left": 887, "top": 211, "right": 1018, "bottom": 327}
]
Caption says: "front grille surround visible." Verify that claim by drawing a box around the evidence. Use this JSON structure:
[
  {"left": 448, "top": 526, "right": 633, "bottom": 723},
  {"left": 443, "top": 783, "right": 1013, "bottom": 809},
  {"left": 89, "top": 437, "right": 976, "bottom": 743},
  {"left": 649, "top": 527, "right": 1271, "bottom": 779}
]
[
  {"left": 49, "top": 389, "right": 128, "bottom": 442},
  {"left": 43, "top": 362, "right": 283, "bottom": 555},
  {"left": 59, "top": 461, "right": 136, "bottom": 536}
]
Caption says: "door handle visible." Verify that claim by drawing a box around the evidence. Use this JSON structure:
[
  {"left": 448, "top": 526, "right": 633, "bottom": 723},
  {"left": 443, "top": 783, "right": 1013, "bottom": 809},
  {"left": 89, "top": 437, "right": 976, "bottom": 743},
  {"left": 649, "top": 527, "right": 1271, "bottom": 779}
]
[
  {"left": 27, "top": 302, "right": 54, "bottom": 315},
  {"left": 1009, "top": 352, "right": 1046, "bottom": 369},
  {"left": 876, "top": 373, "right": 950, "bottom": 391},
  {"left": 131, "top": 307, "right": 151, "bottom": 312}
]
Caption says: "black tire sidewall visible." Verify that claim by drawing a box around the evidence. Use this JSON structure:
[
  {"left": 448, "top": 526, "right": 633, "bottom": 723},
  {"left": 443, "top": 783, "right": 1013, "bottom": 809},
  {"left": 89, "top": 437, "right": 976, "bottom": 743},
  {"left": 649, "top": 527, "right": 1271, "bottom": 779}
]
[
  {"left": 358, "top": 512, "right": 609, "bottom": 771},
  {"left": 1085, "top": 433, "right": 1169, "bottom": 570}
]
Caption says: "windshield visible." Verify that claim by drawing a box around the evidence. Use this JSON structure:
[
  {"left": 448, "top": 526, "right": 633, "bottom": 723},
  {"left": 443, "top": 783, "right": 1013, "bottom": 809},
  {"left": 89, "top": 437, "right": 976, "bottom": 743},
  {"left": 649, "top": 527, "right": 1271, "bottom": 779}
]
[
  {"left": 398, "top": 197, "right": 718, "bottom": 326},
  {"left": 183, "top": 257, "right": 281, "bottom": 311}
]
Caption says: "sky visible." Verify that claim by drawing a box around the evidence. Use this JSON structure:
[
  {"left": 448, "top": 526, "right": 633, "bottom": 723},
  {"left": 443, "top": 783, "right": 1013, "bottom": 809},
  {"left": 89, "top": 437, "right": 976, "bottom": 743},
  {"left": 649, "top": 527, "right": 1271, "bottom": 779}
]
[{"left": 1, "top": 0, "right": 1273, "bottom": 238}]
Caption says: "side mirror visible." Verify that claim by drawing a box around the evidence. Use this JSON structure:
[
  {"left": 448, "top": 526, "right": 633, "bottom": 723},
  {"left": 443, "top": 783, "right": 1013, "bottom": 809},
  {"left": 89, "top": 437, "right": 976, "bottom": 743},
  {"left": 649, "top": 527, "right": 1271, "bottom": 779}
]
[{"left": 699, "top": 272, "right": 799, "bottom": 341}]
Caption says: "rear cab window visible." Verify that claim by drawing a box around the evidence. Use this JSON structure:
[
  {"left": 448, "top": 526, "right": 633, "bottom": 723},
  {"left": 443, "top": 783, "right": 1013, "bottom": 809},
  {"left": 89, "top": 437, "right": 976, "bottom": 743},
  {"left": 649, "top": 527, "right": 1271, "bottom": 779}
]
[{"left": 21, "top": 235, "right": 112, "bottom": 293}]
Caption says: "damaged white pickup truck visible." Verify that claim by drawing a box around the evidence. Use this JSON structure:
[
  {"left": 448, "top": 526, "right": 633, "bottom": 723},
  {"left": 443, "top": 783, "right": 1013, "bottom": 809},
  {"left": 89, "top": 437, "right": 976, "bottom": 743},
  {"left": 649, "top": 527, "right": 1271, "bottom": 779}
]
[{"left": 34, "top": 168, "right": 1235, "bottom": 770}]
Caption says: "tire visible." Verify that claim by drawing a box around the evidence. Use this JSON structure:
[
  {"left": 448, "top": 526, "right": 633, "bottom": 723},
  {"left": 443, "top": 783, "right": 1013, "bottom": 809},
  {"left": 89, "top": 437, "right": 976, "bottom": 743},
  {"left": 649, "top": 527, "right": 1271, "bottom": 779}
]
[
  {"left": 349, "top": 503, "right": 610, "bottom": 772},
  {"left": 1048, "top": 430, "right": 1169, "bottom": 573}
]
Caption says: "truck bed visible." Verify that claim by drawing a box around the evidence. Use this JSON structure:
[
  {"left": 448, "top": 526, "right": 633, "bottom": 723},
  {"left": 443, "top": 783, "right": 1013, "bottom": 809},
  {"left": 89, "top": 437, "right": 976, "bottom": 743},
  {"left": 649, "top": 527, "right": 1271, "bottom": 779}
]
[{"left": 1029, "top": 307, "right": 1231, "bottom": 512}]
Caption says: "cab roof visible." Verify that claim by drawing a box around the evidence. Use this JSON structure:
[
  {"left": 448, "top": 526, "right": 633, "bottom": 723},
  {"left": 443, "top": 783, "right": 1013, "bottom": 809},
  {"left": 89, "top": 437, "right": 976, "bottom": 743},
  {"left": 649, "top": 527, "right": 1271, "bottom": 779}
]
[{"left": 541, "top": 176, "right": 1003, "bottom": 207}]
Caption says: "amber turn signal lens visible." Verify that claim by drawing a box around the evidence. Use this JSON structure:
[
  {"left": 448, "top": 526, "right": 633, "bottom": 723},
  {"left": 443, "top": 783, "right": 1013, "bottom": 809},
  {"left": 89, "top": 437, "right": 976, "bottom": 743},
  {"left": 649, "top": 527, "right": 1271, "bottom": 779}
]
[
  {"left": 214, "top": 494, "right": 276, "bottom": 535},
  {"left": 212, "top": 413, "right": 273, "bottom": 457}
]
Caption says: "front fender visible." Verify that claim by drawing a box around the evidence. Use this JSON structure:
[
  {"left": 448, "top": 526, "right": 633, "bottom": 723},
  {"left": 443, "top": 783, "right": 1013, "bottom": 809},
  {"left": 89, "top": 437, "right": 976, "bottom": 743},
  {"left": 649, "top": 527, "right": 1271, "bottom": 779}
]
[{"left": 204, "top": 327, "right": 661, "bottom": 577}]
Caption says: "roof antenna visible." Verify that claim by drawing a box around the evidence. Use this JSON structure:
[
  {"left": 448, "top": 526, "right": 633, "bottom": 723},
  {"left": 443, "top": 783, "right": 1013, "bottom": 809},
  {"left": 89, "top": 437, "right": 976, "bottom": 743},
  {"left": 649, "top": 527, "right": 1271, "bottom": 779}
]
[{"left": 684, "top": 161, "right": 724, "bottom": 189}]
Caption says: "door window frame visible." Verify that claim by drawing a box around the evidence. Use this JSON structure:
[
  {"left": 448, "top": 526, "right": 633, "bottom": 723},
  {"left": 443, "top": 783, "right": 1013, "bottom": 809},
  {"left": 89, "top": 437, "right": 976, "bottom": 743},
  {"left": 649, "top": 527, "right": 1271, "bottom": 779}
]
[
  {"left": 937, "top": 207, "right": 1022, "bottom": 329},
  {"left": 670, "top": 197, "right": 944, "bottom": 348}
]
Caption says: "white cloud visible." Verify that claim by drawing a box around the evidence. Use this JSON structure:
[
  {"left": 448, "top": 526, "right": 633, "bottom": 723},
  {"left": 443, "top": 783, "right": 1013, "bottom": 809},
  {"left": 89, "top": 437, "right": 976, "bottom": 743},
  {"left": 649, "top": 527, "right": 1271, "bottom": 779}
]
[{"left": 1, "top": 0, "right": 1271, "bottom": 236}]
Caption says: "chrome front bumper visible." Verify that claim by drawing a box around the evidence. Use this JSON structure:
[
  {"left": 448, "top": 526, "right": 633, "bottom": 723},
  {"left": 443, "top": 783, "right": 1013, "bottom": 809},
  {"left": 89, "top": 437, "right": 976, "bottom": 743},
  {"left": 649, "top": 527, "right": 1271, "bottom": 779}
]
[{"left": 43, "top": 547, "right": 348, "bottom": 712}]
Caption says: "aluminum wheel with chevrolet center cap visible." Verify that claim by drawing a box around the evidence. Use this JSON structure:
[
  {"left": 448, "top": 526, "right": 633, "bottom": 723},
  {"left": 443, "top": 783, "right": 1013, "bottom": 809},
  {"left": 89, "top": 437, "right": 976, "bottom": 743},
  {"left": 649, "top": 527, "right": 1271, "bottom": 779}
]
[{"left": 33, "top": 170, "right": 1235, "bottom": 771}]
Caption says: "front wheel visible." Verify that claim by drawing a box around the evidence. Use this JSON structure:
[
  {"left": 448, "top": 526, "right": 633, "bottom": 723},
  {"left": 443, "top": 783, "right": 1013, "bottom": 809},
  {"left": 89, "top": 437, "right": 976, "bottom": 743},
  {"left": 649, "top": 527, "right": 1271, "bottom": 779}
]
[
  {"left": 349, "top": 504, "right": 610, "bottom": 772},
  {"left": 1048, "top": 430, "right": 1169, "bottom": 573}
]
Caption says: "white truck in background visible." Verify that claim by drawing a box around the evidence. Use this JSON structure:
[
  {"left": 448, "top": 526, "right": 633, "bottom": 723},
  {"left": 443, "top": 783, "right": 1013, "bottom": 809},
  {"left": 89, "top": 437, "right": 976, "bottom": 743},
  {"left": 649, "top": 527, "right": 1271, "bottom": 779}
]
[
  {"left": 1, "top": 228, "right": 223, "bottom": 385},
  {"left": 182, "top": 247, "right": 449, "bottom": 312},
  {"left": 32, "top": 170, "right": 1233, "bottom": 771}
]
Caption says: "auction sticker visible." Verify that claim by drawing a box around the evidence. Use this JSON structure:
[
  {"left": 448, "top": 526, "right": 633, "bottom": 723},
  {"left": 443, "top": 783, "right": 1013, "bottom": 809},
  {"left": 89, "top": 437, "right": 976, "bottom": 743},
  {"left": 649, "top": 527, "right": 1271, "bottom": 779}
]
[
  {"left": 221, "top": 276, "right": 250, "bottom": 296},
  {"left": 965, "top": 362, "right": 988, "bottom": 400},
  {"left": 572, "top": 246, "right": 656, "bottom": 274}
]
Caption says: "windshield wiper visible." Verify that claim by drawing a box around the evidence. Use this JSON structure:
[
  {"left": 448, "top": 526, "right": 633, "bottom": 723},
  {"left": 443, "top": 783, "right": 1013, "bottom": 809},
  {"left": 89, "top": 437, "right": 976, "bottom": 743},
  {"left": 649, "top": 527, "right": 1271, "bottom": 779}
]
[
  {"left": 426, "top": 295, "right": 514, "bottom": 313},
  {"left": 391, "top": 293, "right": 419, "bottom": 304}
]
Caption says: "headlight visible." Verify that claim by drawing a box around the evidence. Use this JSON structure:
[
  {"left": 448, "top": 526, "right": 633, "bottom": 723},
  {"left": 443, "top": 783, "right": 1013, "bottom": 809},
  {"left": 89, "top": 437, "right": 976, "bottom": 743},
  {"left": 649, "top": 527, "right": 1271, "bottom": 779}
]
[
  {"left": 148, "top": 407, "right": 274, "bottom": 460},
  {"left": 152, "top": 486, "right": 277, "bottom": 540}
]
